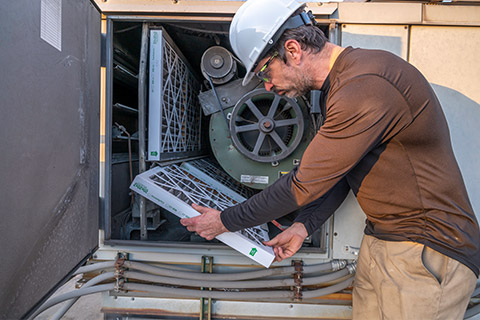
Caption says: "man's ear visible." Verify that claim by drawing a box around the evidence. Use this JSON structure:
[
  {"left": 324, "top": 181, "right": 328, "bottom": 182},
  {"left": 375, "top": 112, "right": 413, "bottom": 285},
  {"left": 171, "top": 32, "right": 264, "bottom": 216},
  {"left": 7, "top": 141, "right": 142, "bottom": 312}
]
[{"left": 284, "top": 39, "right": 302, "bottom": 65}]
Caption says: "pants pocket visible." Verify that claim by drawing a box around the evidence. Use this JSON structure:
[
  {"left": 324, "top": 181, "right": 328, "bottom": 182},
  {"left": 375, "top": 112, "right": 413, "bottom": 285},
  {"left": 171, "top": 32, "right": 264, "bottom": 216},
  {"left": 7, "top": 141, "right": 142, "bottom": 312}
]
[{"left": 420, "top": 245, "right": 448, "bottom": 286}]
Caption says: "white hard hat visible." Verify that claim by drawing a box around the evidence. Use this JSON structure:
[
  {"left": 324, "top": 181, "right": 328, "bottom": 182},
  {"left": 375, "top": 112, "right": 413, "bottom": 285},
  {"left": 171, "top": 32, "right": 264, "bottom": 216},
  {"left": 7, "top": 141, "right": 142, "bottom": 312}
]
[{"left": 229, "top": 0, "right": 311, "bottom": 86}]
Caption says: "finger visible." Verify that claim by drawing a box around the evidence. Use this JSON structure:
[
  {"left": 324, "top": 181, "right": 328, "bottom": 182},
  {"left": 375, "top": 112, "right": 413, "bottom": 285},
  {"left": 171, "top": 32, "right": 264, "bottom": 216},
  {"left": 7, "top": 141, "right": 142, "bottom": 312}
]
[
  {"left": 180, "top": 216, "right": 198, "bottom": 226},
  {"left": 205, "top": 234, "right": 215, "bottom": 241},
  {"left": 192, "top": 203, "right": 209, "bottom": 214},
  {"left": 263, "top": 238, "right": 278, "bottom": 246},
  {"left": 276, "top": 247, "right": 284, "bottom": 258},
  {"left": 275, "top": 252, "right": 284, "bottom": 262},
  {"left": 278, "top": 247, "right": 293, "bottom": 261},
  {"left": 180, "top": 218, "right": 190, "bottom": 226}
]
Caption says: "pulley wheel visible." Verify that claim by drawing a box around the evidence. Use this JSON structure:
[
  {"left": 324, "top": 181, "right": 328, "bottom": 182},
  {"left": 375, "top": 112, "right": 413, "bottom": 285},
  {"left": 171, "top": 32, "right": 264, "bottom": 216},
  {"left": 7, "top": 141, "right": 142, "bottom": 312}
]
[
  {"left": 201, "top": 46, "right": 237, "bottom": 85},
  {"left": 230, "top": 89, "right": 305, "bottom": 163}
]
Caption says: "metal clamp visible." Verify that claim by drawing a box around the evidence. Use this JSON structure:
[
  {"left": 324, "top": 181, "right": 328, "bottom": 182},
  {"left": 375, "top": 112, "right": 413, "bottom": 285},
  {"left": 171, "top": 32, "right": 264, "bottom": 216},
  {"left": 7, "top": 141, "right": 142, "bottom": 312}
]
[
  {"left": 292, "top": 260, "right": 303, "bottom": 301},
  {"left": 347, "top": 261, "right": 357, "bottom": 275},
  {"left": 200, "top": 256, "right": 214, "bottom": 320},
  {"left": 331, "top": 259, "right": 347, "bottom": 271},
  {"left": 114, "top": 253, "right": 127, "bottom": 292}
]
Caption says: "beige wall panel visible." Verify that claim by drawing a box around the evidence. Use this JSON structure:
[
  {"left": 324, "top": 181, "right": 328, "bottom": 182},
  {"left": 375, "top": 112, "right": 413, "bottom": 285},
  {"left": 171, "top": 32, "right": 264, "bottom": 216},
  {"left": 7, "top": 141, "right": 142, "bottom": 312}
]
[
  {"left": 341, "top": 24, "right": 409, "bottom": 59},
  {"left": 337, "top": 3, "right": 422, "bottom": 24},
  {"left": 410, "top": 26, "right": 480, "bottom": 216},
  {"left": 424, "top": 5, "right": 480, "bottom": 26}
]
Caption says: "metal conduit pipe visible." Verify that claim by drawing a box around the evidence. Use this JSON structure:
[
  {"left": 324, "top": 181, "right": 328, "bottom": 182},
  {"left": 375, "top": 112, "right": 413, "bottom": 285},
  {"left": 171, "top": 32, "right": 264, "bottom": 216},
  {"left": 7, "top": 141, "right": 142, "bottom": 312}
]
[
  {"left": 123, "top": 267, "right": 351, "bottom": 289},
  {"left": 51, "top": 272, "right": 116, "bottom": 320},
  {"left": 123, "top": 260, "right": 343, "bottom": 281},
  {"left": 124, "top": 276, "right": 354, "bottom": 300},
  {"left": 29, "top": 283, "right": 116, "bottom": 320}
]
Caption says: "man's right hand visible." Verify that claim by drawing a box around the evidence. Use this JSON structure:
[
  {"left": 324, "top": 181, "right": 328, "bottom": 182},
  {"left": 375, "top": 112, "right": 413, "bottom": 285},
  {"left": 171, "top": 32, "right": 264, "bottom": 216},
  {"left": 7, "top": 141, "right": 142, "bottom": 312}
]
[{"left": 263, "top": 222, "right": 308, "bottom": 262}]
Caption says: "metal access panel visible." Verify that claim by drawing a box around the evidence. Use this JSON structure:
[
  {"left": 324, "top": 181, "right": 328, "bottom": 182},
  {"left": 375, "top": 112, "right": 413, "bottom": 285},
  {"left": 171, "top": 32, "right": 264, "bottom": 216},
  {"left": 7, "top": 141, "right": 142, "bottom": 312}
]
[
  {"left": 0, "top": 0, "right": 100, "bottom": 318},
  {"left": 409, "top": 26, "right": 480, "bottom": 217}
]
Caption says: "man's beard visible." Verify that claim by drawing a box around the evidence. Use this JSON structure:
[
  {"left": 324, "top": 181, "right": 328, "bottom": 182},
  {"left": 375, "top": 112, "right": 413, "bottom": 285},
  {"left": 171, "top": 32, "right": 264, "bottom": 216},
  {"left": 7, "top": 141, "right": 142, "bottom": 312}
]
[{"left": 272, "top": 73, "right": 315, "bottom": 98}]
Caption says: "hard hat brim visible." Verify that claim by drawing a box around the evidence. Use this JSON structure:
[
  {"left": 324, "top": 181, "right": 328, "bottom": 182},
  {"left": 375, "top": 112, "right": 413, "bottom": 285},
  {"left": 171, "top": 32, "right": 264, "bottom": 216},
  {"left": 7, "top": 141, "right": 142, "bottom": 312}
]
[{"left": 242, "top": 70, "right": 256, "bottom": 86}]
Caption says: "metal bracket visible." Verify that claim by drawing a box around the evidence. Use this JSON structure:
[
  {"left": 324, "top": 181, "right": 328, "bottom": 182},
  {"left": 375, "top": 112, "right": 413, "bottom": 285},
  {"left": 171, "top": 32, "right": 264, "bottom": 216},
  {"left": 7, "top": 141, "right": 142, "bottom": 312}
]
[
  {"left": 331, "top": 259, "right": 347, "bottom": 271},
  {"left": 114, "top": 253, "right": 127, "bottom": 292},
  {"left": 292, "top": 260, "right": 303, "bottom": 301},
  {"left": 200, "top": 256, "right": 214, "bottom": 320}
]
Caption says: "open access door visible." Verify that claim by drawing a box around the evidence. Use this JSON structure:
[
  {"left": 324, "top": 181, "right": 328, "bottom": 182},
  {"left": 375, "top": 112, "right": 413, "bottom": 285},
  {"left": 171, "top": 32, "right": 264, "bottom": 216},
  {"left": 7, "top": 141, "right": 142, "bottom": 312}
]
[{"left": 0, "top": 0, "right": 101, "bottom": 318}]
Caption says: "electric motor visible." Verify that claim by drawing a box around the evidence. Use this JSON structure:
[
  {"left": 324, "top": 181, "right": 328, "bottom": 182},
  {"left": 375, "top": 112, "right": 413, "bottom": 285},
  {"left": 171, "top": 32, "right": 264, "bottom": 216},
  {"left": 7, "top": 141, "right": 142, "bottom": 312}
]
[{"left": 200, "top": 46, "right": 237, "bottom": 84}]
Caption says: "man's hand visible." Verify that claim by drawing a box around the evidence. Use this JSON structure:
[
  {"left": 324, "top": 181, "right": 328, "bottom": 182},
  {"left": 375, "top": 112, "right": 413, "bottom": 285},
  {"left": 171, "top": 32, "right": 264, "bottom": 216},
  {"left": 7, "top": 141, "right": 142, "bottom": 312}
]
[
  {"left": 180, "top": 203, "right": 228, "bottom": 240},
  {"left": 263, "top": 222, "right": 308, "bottom": 262}
]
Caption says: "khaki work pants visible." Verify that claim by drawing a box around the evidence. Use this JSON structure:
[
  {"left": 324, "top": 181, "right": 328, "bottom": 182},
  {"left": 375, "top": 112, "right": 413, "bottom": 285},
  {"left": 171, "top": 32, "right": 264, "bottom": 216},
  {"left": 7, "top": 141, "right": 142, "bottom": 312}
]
[{"left": 353, "top": 235, "right": 476, "bottom": 320}]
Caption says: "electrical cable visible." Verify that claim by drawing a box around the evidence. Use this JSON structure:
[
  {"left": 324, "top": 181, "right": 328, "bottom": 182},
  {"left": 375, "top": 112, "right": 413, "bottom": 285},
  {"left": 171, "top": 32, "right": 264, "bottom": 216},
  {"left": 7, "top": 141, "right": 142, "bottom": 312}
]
[
  {"left": 206, "top": 75, "right": 230, "bottom": 129},
  {"left": 123, "top": 275, "right": 354, "bottom": 300},
  {"left": 302, "top": 276, "right": 354, "bottom": 299},
  {"left": 29, "top": 283, "right": 115, "bottom": 320},
  {"left": 31, "top": 263, "right": 353, "bottom": 318},
  {"left": 123, "top": 260, "right": 340, "bottom": 281},
  {"left": 51, "top": 272, "right": 115, "bottom": 320},
  {"left": 75, "top": 261, "right": 116, "bottom": 274},
  {"left": 123, "top": 267, "right": 350, "bottom": 289},
  {"left": 29, "top": 276, "right": 352, "bottom": 318},
  {"left": 75, "top": 260, "right": 344, "bottom": 281}
]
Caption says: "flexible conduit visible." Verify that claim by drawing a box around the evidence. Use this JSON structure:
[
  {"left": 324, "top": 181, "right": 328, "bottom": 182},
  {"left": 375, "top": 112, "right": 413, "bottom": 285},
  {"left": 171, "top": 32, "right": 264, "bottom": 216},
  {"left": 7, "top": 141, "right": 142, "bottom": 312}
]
[
  {"left": 123, "top": 267, "right": 351, "bottom": 289},
  {"left": 122, "top": 260, "right": 340, "bottom": 281},
  {"left": 31, "top": 276, "right": 354, "bottom": 319},
  {"left": 50, "top": 272, "right": 115, "bottom": 320},
  {"left": 31, "top": 260, "right": 353, "bottom": 319},
  {"left": 29, "top": 283, "right": 116, "bottom": 320},
  {"left": 75, "top": 261, "right": 116, "bottom": 274},
  {"left": 123, "top": 276, "right": 354, "bottom": 300}
]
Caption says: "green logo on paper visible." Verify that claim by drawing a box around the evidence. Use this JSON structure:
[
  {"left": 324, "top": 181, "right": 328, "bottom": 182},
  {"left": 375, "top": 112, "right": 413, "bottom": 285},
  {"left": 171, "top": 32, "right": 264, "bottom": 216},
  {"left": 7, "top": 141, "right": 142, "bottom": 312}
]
[
  {"left": 151, "top": 151, "right": 158, "bottom": 156},
  {"left": 134, "top": 182, "right": 148, "bottom": 194},
  {"left": 249, "top": 248, "right": 257, "bottom": 257}
]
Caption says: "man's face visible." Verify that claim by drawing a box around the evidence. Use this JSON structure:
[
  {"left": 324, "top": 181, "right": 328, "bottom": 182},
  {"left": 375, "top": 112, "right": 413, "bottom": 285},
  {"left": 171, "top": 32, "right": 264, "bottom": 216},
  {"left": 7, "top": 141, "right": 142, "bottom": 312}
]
[{"left": 254, "top": 53, "right": 314, "bottom": 98}]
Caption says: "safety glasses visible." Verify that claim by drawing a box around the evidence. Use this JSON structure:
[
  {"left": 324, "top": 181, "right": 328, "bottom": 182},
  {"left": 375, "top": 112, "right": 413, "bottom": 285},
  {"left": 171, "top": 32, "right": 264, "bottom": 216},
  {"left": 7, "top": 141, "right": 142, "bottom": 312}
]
[{"left": 255, "top": 52, "right": 278, "bottom": 82}]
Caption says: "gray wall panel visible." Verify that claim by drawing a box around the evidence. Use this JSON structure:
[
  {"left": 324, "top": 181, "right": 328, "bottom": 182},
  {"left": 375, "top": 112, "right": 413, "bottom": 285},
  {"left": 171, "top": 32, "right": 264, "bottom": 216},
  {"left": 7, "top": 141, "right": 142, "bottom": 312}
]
[{"left": 0, "top": 1, "right": 100, "bottom": 318}]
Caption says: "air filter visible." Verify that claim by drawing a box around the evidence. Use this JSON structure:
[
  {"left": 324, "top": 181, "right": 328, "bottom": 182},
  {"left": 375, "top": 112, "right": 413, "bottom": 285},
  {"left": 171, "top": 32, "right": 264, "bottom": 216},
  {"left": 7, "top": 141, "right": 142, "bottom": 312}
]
[
  {"left": 130, "top": 162, "right": 275, "bottom": 268},
  {"left": 148, "top": 28, "right": 205, "bottom": 162}
]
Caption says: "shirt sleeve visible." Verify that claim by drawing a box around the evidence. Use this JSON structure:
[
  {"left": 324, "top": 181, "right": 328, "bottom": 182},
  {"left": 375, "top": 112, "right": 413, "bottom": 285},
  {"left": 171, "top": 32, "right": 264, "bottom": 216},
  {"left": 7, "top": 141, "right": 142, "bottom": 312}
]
[
  {"left": 294, "top": 177, "right": 350, "bottom": 235},
  {"left": 221, "top": 75, "right": 413, "bottom": 232}
]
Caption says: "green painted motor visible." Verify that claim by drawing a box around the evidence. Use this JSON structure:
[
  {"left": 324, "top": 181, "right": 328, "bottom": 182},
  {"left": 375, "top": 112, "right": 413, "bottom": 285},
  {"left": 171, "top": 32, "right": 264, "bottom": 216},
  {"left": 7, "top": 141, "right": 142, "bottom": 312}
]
[{"left": 209, "top": 88, "right": 313, "bottom": 190}]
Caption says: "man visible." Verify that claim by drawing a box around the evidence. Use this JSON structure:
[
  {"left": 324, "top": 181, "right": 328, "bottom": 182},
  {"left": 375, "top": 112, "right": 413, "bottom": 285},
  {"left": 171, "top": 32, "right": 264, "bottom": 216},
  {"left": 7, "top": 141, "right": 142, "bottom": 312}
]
[{"left": 181, "top": 0, "right": 480, "bottom": 318}]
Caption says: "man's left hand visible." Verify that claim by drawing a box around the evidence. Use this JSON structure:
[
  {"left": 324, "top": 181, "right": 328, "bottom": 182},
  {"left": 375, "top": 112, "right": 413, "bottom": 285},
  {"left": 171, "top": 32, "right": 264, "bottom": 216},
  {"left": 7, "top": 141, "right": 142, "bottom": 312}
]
[{"left": 180, "top": 203, "right": 228, "bottom": 240}]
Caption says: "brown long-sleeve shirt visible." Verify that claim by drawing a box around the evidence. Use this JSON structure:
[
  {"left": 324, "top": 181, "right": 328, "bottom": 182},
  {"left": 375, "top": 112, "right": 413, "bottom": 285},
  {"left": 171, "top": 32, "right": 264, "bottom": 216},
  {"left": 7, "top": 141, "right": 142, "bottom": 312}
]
[{"left": 221, "top": 47, "right": 480, "bottom": 276}]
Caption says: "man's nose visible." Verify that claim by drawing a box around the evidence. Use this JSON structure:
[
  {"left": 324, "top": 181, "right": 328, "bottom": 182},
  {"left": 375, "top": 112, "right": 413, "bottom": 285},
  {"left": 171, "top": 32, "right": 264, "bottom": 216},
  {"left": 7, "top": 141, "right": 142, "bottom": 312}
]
[{"left": 264, "top": 82, "right": 274, "bottom": 91}]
